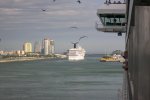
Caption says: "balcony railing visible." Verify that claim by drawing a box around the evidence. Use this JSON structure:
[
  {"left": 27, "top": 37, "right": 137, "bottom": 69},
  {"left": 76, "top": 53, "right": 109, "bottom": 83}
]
[{"left": 95, "top": 21, "right": 126, "bottom": 33}]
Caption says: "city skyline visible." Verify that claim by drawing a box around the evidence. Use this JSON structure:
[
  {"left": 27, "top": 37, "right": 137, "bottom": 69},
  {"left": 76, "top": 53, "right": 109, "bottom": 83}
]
[
  {"left": 0, "top": 37, "right": 55, "bottom": 56},
  {"left": 0, "top": 0, "right": 125, "bottom": 54}
]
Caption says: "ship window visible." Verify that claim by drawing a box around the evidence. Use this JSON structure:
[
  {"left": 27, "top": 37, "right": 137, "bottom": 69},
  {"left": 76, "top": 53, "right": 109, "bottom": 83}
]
[{"left": 99, "top": 14, "right": 126, "bottom": 26}]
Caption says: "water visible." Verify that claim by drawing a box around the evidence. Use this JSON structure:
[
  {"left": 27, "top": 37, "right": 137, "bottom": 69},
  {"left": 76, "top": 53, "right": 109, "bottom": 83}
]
[{"left": 0, "top": 55, "right": 123, "bottom": 100}]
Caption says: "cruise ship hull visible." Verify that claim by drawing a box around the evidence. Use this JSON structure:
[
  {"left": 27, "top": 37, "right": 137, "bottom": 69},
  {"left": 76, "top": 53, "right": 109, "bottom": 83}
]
[
  {"left": 68, "top": 55, "right": 84, "bottom": 61},
  {"left": 68, "top": 46, "right": 85, "bottom": 61}
]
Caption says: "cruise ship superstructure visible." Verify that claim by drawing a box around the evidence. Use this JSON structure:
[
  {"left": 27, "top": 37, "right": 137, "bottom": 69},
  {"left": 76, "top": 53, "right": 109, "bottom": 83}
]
[
  {"left": 96, "top": 0, "right": 126, "bottom": 35},
  {"left": 68, "top": 43, "right": 85, "bottom": 61}
]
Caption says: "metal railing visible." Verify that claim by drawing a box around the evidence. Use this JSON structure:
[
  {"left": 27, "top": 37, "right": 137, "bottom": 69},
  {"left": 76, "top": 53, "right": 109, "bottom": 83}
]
[{"left": 95, "top": 21, "right": 126, "bottom": 32}]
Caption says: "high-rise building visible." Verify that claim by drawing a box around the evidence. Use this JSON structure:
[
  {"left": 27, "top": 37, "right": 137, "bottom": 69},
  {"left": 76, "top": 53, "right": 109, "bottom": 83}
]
[
  {"left": 43, "top": 38, "right": 50, "bottom": 55},
  {"left": 34, "top": 41, "right": 41, "bottom": 53},
  {"left": 50, "top": 40, "right": 55, "bottom": 54},
  {"left": 23, "top": 42, "right": 32, "bottom": 53},
  {"left": 42, "top": 38, "right": 55, "bottom": 55}
]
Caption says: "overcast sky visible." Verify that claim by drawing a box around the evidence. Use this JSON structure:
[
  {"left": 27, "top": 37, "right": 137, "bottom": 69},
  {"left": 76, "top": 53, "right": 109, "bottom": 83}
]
[{"left": 0, "top": 0, "right": 125, "bottom": 54}]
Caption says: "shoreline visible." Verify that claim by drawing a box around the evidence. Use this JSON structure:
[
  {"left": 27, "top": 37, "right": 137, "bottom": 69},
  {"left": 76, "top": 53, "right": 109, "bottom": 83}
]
[{"left": 0, "top": 57, "right": 54, "bottom": 63}]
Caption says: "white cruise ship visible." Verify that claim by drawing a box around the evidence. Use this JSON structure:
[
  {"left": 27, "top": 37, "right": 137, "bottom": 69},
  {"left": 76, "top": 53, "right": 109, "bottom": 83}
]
[{"left": 68, "top": 43, "right": 85, "bottom": 61}]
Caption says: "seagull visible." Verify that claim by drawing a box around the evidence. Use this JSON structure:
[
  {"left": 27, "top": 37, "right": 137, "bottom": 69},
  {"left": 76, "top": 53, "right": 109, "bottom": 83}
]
[
  {"left": 72, "top": 42, "right": 79, "bottom": 44},
  {"left": 70, "top": 26, "right": 78, "bottom": 29},
  {"left": 79, "top": 36, "right": 88, "bottom": 41},
  {"left": 41, "top": 9, "right": 46, "bottom": 11},
  {"left": 77, "top": 0, "right": 81, "bottom": 4}
]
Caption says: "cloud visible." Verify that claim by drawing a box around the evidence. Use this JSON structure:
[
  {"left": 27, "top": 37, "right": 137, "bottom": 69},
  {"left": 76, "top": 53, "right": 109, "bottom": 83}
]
[
  {"left": 0, "top": 8, "right": 21, "bottom": 15},
  {"left": 0, "top": 0, "right": 125, "bottom": 53},
  {"left": 45, "top": 10, "right": 80, "bottom": 16}
]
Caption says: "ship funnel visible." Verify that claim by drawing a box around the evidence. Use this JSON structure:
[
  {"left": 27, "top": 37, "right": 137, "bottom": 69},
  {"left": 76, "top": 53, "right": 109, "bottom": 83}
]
[
  {"left": 74, "top": 44, "right": 77, "bottom": 48},
  {"left": 72, "top": 42, "right": 79, "bottom": 48}
]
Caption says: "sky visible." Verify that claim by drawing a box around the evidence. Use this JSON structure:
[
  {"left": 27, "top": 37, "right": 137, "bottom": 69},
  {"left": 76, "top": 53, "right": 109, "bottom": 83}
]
[{"left": 0, "top": 0, "right": 125, "bottom": 54}]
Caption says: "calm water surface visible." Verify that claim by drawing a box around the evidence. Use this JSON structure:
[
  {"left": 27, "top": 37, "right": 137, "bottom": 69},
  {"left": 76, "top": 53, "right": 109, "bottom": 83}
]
[{"left": 0, "top": 55, "right": 123, "bottom": 100}]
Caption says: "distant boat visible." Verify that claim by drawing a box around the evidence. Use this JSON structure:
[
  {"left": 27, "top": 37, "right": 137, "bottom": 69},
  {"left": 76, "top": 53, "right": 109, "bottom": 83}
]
[
  {"left": 99, "top": 54, "right": 125, "bottom": 62},
  {"left": 68, "top": 43, "right": 85, "bottom": 61},
  {"left": 99, "top": 55, "right": 117, "bottom": 62}
]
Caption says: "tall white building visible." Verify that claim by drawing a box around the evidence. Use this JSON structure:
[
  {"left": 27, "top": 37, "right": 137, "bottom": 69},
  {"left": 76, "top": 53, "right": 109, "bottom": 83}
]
[
  {"left": 43, "top": 38, "right": 50, "bottom": 55},
  {"left": 23, "top": 42, "right": 32, "bottom": 53},
  {"left": 34, "top": 41, "right": 41, "bottom": 53},
  {"left": 50, "top": 40, "right": 55, "bottom": 54},
  {"left": 42, "top": 38, "right": 55, "bottom": 55}
]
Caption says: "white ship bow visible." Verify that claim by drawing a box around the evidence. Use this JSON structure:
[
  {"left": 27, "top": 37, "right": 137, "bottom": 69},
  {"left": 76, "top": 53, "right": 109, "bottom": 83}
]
[{"left": 68, "top": 46, "right": 85, "bottom": 61}]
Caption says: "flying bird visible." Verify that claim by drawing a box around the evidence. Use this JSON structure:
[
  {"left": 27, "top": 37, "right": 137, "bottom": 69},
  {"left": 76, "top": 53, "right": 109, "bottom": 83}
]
[
  {"left": 53, "top": 0, "right": 56, "bottom": 2},
  {"left": 79, "top": 36, "right": 88, "bottom": 41},
  {"left": 72, "top": 42, "right": 79, "bottom": 44},
  {"left": 77, "top": 0, "right": 81, "bottom": 4},
  {"left": 70, "top": 26, "right": 78, "bottom": 29},
  {"left": 41, "top": 9, "right": 46, "bottom": 11}
]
